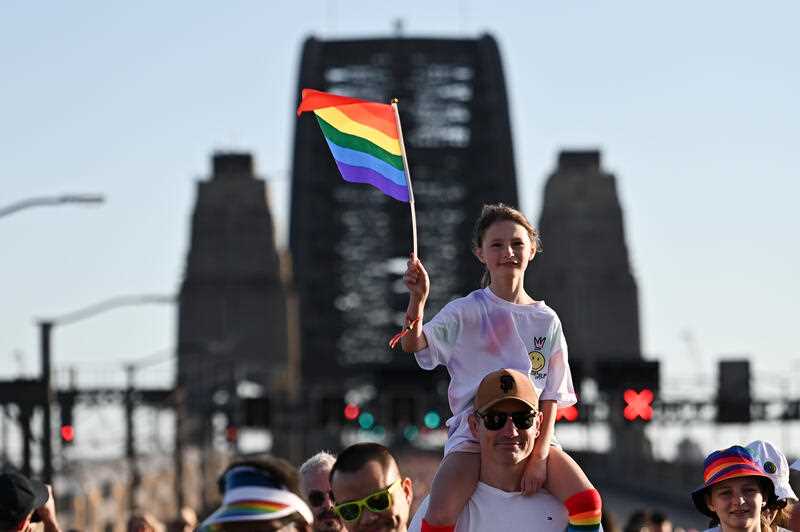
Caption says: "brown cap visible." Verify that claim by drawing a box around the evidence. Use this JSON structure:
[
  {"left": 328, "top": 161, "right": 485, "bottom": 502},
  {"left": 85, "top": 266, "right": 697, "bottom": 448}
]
[{"left": 474, "top": 369, "right": 539, "bottom": 414}]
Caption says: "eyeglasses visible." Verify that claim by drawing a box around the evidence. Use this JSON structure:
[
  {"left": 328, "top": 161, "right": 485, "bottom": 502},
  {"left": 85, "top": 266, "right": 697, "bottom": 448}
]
[
  {"left": 476, "top": 410, "right": 537, "bottom": 431},
  {"left": 333, "top": 478, "right": 400, "bottom": 522},
  {"left": 308, "top": 489, "right": 334, "bottom": 507}
]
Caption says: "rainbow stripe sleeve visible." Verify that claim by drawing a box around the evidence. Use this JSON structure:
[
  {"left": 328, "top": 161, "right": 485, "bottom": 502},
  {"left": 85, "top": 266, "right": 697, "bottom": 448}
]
[{"left": 297, "top": 88, "right": 409, "bottom": 202}]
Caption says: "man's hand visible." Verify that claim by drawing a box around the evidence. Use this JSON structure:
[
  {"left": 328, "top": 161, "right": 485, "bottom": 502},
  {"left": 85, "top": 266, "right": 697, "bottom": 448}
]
[
  {"left": 403, "top": 253, "right": 430, "bottom": 302},
  {"left": 37, "top": 485, "right": 62, "bottom": 532},
  {"left": 520, "top": 456, "right": 547, "bottom": 496}
]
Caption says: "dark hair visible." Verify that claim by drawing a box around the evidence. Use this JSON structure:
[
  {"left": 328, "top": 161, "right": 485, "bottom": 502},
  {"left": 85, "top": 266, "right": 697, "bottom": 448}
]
[
  {"left": 471, "top": 203, "right": 541, "bottom": 287},
  {"left": 623, "top": 509, "right": 651, "bottom": 532},
  {"left": 649, "top": 511, "right": 669, "bottom": 526},
  {"left": 330, "top": 443, "right": 397, "bottom": 482}
]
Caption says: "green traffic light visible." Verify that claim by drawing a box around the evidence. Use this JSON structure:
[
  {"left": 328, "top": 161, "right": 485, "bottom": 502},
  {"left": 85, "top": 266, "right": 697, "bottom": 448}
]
[
  {"left": 403, "top": 425, "right": 419, "bottom": 441},
  {"left": 423, "top": 410, "right": 440, "bottom": 429},
  {"left": 358, "top": 412, "right": 375, "bottom": 429}
]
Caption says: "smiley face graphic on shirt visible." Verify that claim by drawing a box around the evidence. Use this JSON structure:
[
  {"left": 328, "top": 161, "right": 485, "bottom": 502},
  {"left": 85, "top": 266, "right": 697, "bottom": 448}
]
[{"left": 529, "top": 350, "right": 545, "bottom": 373}]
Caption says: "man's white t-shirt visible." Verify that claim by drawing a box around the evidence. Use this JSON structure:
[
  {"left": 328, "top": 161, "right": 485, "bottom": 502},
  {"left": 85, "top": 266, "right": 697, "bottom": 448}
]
[
  {"left": 416, "top": 288, "right": 577, "bottom": 454},
  {"left": 408, "top": 482, "right": 567, "bottom": 532}
]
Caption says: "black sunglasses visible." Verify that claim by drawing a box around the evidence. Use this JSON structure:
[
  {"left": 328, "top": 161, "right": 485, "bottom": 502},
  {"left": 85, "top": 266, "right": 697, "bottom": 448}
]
[
  {"left": 476, "top": 410, "right": 537, "bottom": 431},
  {"left": 308, "top": 489, "right": 334, "bottom": 507}
]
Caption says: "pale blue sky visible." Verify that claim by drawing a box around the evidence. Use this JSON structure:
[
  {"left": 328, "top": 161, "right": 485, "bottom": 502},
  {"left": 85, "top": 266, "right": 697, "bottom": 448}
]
[{"left": 2, "top": 2, "right": 799, "bottom": 397}]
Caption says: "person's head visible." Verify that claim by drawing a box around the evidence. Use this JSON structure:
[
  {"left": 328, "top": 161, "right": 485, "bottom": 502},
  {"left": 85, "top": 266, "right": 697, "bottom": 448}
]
[
  {"left": 166, "top": 507, "right": 197, "bottom": 532},
  {"left": 127, "top": 510, "right": 164, "bottom": 532},
  {"left": 299, "top": 451, "right": 341, "bottom": 532},
  {"left": 197, "top": 455, "right": 313, "bottom": 532},
  {"left": 622, "top": 509, "right": 651, "bottom": 532},
  {"left": 691, "top": 445, "right": 775, "bottom": 531},
  {"left": 468, "top": 368, "right": 542, "bottom": 468},
  {"left": 0, "top": 472, "right": 49, "bottom": 532},
  {"left": 745, "top": 440, "right": 798, "bottom": 525},
  {"left": 329, "top": 443, "right": 413, "bottom": 532},
  {"left": 471, "top": 203, "right": 540, "bottom": 288},
  {"left": 648, "top": 511, "right": 672, "bottom": 532}
]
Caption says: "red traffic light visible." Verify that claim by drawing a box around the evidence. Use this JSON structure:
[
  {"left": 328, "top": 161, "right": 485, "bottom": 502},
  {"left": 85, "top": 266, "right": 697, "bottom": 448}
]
[
  {"left": 343, "top": 403, "right": 360, "bottom": 421},
  {"left": 60, "top": 425, "right": 75, "bottom": 443},
  {"left": 556, "top": 405, "right": 579, "bottom": 422},
  {"left": 623, "top": 389, "right": 654, "bottom": 421},
  {"left": 225, "top": 425, "right": 238, "bottom": 443}
]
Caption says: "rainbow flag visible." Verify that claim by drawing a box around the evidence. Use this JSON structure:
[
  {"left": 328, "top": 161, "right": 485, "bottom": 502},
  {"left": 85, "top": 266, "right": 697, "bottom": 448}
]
[{"left": 297, "top": 89, "right": 410, "bottom": 202}]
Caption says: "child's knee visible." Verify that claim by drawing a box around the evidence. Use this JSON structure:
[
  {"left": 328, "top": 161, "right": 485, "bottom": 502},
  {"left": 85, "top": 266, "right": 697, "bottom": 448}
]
[{"left": 424, "top": 503, "right": 461, "bottom": 526}]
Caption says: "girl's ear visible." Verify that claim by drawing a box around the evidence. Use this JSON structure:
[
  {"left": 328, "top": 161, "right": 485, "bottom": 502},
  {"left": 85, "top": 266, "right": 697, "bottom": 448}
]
[{"left": 474, "top": 246, "right": 485, "bottom": 264}]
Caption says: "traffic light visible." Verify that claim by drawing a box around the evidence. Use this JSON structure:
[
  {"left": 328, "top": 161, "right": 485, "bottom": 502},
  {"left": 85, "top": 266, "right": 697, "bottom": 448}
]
[
  {"left": 242, "top": 397, "right": 271, "bottom": 427},
  {"left": 225, "top": 423, "right": 238, "bottom": 444},
  {"left": 344, "top": 403, "right": 360, "bottom": 421},
  {"left": 623, "top": 389, "right": 654, "bottom": 421},
  {"left": 423, "top": 410, "right": 441, "bottom": 429},
  {"left": 59, "top": 393, "right": 75, "bottom": 446},
  {"left": 319, "top": 396, "right": 345, "bottom": 425}
]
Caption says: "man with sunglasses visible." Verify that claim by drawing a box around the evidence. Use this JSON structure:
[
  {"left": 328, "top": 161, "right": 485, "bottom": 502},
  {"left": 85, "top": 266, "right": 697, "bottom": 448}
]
[
  {"left": 330, "top": 442, "right": 414, "bottom": 532},
  {"left": 409, "top": 369, "right": 572, "bottom": 531},
  {"left": 300, "top": 451, "right": 343, "bottom": 532}
]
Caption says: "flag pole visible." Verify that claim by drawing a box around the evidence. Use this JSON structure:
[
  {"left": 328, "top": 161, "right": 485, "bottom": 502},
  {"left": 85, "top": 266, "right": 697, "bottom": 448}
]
[{"left": 391, "top": 98, "right": 417, "bottom": 257}]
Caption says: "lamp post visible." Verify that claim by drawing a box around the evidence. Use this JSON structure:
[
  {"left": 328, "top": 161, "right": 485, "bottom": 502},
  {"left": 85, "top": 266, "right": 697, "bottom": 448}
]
[
  {"left": 38, "top": 294, "right": 174, "bottom": 484},
  {"left": 0, "top": 194, "right": 104, "bottom": 219}
]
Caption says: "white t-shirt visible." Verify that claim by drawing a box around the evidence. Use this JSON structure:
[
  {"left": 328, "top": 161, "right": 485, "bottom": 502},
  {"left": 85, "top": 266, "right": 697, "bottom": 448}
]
[
  {"left": 409, "top": 482, "right": 568, "bottom": 532},
  {"left": 416, "top": 288, "right": 577, "bottom": 454}
]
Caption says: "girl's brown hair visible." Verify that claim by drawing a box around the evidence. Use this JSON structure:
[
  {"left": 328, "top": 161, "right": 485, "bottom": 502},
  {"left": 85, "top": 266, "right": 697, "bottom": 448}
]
[{"left": 471, "top": 203, "right": 541, "bottom": 287}]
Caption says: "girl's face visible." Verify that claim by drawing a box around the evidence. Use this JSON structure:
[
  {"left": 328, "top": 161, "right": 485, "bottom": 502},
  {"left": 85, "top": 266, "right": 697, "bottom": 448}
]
[
  {"left": 705, "top": 476, "right": 766, "bottom": 531},
  {"left": 474, "top": 220, "right": 535, "bottom": 281}
]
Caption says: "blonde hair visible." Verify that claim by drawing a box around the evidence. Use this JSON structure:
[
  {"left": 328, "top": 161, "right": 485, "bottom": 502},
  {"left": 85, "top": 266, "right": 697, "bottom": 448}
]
[{"left": 471, "top": 203, "right": 541, "bottom": 288}]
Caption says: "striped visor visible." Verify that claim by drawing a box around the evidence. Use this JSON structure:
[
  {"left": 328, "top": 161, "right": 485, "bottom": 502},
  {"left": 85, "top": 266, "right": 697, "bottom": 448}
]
[{"left": 197, "top": 466, "right": 313, "bottom": 530}]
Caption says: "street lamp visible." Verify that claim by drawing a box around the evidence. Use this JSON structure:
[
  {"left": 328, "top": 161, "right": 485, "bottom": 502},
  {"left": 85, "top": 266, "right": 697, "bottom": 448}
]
[
  {"left": 37, "top": 293, "right": 174, "bottom": 484},
  {"left": 0, "top": 194, "right": 104, "bottom": 219}
]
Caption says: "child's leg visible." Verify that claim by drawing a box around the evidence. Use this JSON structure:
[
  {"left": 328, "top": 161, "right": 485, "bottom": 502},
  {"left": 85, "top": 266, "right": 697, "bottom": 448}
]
[
  {"left": 423, "top": 451, "right": 480, "bottom": 530},
  {"left": 543, "top": 447, "right": 602, "bottom": 532}
]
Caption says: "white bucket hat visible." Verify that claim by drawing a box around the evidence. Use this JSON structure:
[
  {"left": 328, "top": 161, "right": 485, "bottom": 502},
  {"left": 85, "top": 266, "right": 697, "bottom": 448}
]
[{"left": 746, "top": 440, "right": 798, "bottom": 502}]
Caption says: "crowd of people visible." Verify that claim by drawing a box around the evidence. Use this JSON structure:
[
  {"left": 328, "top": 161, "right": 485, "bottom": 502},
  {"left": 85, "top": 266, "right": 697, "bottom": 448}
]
[
  {"left": 2, "top": 203, "right": 798, "bottom": 531},
  {"left": 2, "top": 377, "right": 798, "bottom": 531}
]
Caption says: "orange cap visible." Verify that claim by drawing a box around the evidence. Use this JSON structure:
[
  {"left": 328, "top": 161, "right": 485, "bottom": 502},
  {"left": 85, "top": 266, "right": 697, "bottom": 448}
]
[{"left": 474, "top": 369, "right": 539, "bottom": 414}]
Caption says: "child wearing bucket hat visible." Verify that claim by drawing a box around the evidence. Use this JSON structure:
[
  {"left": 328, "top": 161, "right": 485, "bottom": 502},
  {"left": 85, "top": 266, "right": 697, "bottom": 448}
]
[{"left": 691, "top": 445, "right": 779, "bottom": 532}]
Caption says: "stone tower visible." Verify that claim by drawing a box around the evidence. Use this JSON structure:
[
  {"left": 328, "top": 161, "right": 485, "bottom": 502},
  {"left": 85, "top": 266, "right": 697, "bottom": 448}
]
[
  {"left": 527, "top": 150, "right": 642, "bottom": 370},
  {"left": 177, "top": 152, "right": 294, "bottom": 425}
]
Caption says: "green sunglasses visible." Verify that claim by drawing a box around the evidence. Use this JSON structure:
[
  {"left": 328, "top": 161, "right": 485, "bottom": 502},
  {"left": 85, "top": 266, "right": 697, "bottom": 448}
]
[{"left": 333, "top": 478, "right": 400, "bottom": 522}]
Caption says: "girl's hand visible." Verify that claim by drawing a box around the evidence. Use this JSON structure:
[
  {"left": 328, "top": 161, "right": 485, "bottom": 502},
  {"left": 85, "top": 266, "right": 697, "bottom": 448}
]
[
  {"left": 521, "top": 456, "right": 547, "bottom": 496},
  {"left": 404, "top": 252, "right": 430, "bottom": 301}
]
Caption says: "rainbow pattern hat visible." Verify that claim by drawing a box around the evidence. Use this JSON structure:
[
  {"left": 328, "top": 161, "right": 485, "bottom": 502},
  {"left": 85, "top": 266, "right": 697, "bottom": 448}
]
[
  {"left": 197, "top": 466, "right": 313, "bottom": 531},
  {"left": 691, "top": 445, "right": 775, "bottom": 518}
]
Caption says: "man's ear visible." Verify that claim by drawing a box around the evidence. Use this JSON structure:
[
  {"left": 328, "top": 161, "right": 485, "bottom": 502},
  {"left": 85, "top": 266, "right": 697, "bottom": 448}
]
[
  {"left": 468, "top": 413, "right": 480, "bottom": 439},
  {"left": 402, "top": 477, "right": 413, "bottom": 504},
  {"left": 533, "top": 411, "right": 543, "bottom": 437}
]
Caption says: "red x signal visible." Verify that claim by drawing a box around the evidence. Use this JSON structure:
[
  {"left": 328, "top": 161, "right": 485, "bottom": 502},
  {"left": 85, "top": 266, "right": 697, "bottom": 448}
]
[
  {"left": 556, "top": 405, "right": 579, "bottom": 422},
  {"left": 624, "top": 389, "right": 654, "bottom": 421}
]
